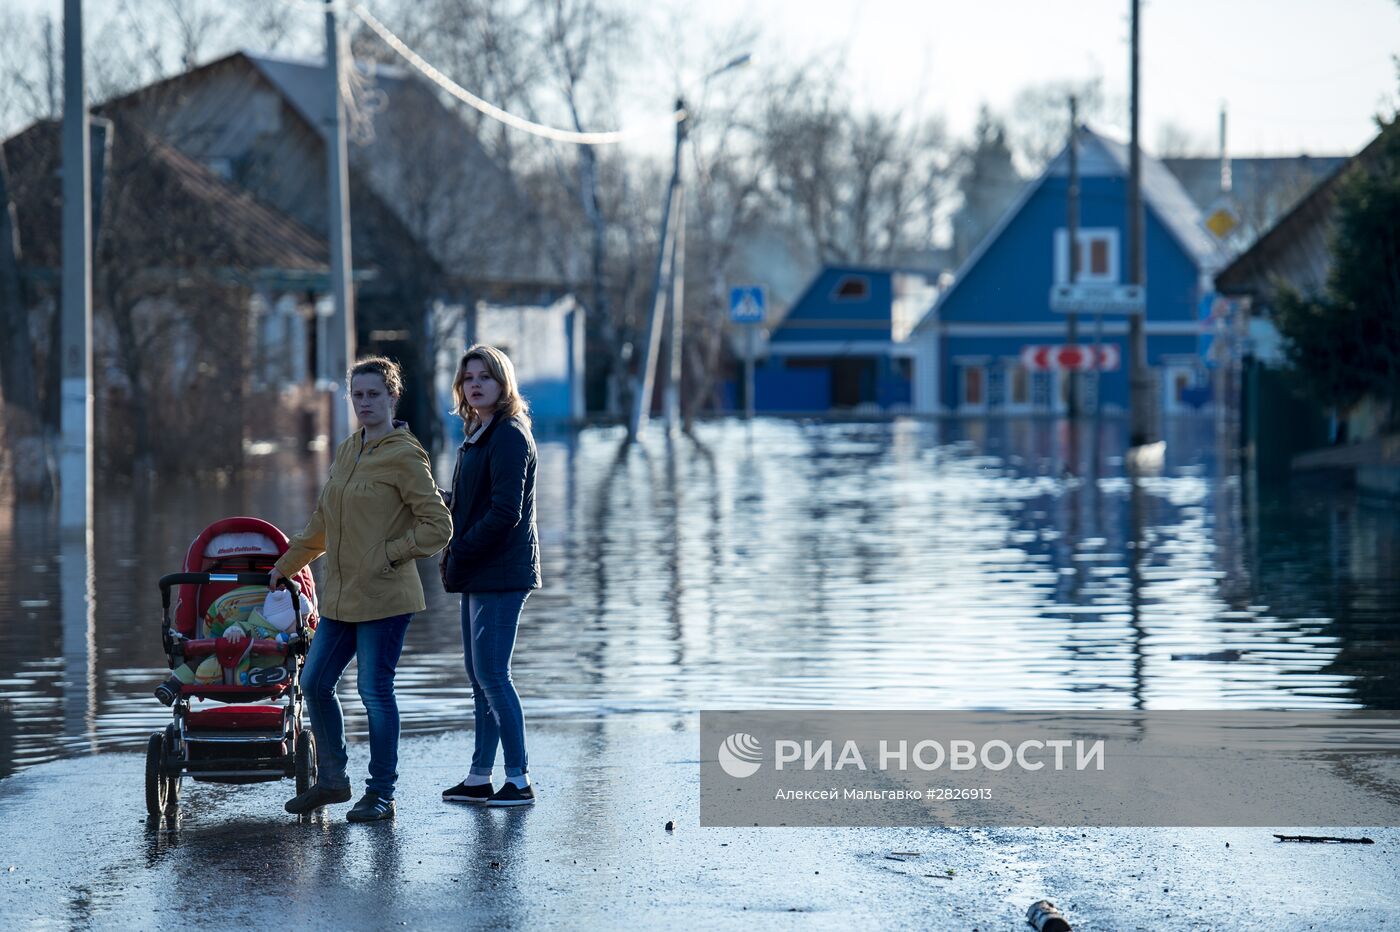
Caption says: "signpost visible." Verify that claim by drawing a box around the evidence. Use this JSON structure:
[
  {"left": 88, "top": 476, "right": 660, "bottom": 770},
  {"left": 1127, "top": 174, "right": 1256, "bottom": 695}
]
[
  {"left": 1049, "top": 283, "right": 1145, "bottom": 315},
  {"left": 730, "top": 286, "right": 765, "bottom": 420}
]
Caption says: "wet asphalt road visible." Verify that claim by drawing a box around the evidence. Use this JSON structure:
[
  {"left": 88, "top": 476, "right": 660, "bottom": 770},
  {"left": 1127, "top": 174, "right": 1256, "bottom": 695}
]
[{"left": 1, "top": 715, "right": 1397, "bottom": 930}]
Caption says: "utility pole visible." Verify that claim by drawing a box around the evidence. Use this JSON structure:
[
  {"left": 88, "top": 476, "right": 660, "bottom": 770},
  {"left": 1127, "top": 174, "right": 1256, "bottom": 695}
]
[
  {"left": 1127, "top": 0, "right": 1153, "bottom": 449},
  {"left": 325, "top": 5, "right": 355, "bottom": 442},
  {"left": 663, "top": 112, "right": 688, "bottom": 436},
  {"left": 631, "top": 99, "right": 685, "bottom": 442},
  {"left": 45, "top": 17, "right": 59, "bottom": 120},
  {"left": 60, "top": 0, "right": 91, "bottom": 536},
  {"left": 1219, "top": 103, "right": 1231, "bottom": 194},
  {"left": 1065, "top": 95, "right": 1080, "bottom": 420},
  {"left": 630, "top": 55, "right": 749, "bottom": 441}
]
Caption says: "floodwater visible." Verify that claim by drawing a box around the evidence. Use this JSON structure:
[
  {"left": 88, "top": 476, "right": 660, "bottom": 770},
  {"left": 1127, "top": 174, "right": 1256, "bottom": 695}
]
[{"left": 1, "top": 416, "right": 1397, "bottom": 780}]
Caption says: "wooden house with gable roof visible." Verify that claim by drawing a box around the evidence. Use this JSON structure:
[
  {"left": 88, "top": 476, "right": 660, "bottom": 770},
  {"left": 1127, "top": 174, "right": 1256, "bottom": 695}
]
[
  {"left": 909, "top": 126, "right": 1227, "bottom": 417},
  {"left": 97, "top": 50, "right": 574, "bottom": 449}
]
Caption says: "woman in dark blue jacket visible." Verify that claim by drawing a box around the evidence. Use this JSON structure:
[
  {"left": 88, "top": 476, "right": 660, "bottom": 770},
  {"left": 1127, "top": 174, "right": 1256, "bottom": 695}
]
[{"left": 440, "top": 344, "right": 542, "bottom": 807}]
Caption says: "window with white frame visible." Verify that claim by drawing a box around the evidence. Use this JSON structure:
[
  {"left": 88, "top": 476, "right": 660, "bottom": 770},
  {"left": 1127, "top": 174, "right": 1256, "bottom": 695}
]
[{"left": 1054, "top": 227, "right": 1119, "bottom": 284}]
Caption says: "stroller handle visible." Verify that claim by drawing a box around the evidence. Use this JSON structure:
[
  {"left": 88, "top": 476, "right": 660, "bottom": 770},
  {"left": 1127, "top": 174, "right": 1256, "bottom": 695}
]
[{"left": 158, "top": 572, "right": 302, "bottom": 610}]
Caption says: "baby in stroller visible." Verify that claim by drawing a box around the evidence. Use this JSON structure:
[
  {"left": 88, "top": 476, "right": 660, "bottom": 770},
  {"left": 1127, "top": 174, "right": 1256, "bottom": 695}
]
[
  {"left": 152, "top": 517, "right": 319, "bottom": 708},
  {"left": 154, "top": 585, "right": 314, "bottom": 704}
]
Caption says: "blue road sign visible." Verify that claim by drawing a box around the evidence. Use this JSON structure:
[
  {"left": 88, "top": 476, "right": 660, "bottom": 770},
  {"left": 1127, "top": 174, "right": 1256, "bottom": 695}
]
[{"left": 729, "top": 286, "right": 766, "bottom": 324}]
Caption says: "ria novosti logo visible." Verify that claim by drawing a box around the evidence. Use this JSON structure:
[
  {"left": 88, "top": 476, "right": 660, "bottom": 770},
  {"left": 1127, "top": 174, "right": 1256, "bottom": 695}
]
[
  {"left": 717, "top": 733, "right": 763, "bottom": 778},
  {"left": 715, "top": 733, "right": 1107, "bottom": 778}
]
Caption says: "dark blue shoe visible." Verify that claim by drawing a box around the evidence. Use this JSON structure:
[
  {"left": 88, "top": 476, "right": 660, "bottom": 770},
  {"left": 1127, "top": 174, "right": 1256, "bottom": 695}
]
[
  {"left": 285, "top": 783, "right": 352, "bottom": 814},
  {"left": 347, "top": 792, "right": 395, "bottom": 822}
]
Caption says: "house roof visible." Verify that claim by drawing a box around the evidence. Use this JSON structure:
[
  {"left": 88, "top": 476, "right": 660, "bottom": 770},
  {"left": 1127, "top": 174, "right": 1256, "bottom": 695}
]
[
  {"left": 3, "top": 116, "right": 327, "bottom": 276},
  {"left": 239, "top": 51, "right": 557, "bottom": 286},
  {"left": 912, "top": 126, "right": 1225, "bottom": 335},
  {"left": 243, "top": 51, "right": 402, "bottom": 138},
  {"left": 768, "top": 266, "right": 926, "bottom": 355},
  {"left": 1092, "top": 132, "right": 1225, "bottom": 269},
  {"left": 1163, "top": 154, "right": 1349, "bottom": 219},
  {"left": 1214, "top": 132, "right": 1383, "bottom": 294},
  {"left": 96, "top": 49, "right": 563, "bottom": 287}
]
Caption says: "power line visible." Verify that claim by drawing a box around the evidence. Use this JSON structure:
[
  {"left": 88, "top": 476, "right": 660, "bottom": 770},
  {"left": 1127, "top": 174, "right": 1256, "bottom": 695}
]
[{"left": 347, "top": 2, "right": 685, "bottom": 146}]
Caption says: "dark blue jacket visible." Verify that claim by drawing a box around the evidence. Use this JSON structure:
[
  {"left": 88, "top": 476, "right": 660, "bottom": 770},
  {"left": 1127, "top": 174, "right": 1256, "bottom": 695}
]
[{"left": 441, "top": 415, "right": 541, "bottom": 593}]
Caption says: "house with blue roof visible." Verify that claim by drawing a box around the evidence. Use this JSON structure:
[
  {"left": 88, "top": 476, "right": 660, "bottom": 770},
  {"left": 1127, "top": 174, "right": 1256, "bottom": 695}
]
[
  {"left": 755, "top": 266, "right": 938, "bottom": 412},
  {"left": 910, "top": 126, "right": 1226, "bottom": 416}
]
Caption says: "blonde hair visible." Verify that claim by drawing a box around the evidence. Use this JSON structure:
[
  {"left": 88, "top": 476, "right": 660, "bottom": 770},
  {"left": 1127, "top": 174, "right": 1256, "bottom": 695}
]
[{"left": 453, "top": 344, "right": 531, "bottom": 433}]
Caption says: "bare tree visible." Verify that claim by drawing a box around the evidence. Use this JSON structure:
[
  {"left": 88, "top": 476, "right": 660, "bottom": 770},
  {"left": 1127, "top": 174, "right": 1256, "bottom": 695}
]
[
  {"left": 90, "top": 121, "right": 258, "bottom": 476},
  {"left": 0, "top": 142, "right": 51, "bottom": 498},
  {"left": 528, "top": 0, "right": 634, "bottom": 415},
  {"left": 356, "top": 0, "right": 541, "bottom": 173},
  {"left": 760, "top": 74, "right": 953, "bottom": 265},
  {"left": 0, "top": 11, "right": 58, "bottom": 137},
  {"left": 1006, "top": 76, "right": 1109, "bottom": 173},
  {"left": 1156, "top": 120, "right": 1212, "bottom": 159},
  {"left": 681, "top": 51, "right": 768, "bottom": 421}
]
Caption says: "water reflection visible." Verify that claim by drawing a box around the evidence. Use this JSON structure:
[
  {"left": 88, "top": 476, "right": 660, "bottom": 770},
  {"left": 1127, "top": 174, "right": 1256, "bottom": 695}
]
[
  {"left": 60, "top": 530, "right": 95, "bottom": 747},
  {"left": 1, "top": 416, "right": 1397, "bottom": 778}
]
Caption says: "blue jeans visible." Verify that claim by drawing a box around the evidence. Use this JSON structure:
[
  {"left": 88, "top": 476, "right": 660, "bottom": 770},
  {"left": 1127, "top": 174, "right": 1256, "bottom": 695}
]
[
  {"left": 462, "top": 592, "right": 529, "bottom": 778},
  {"left": 301, "top": 614, "right": 412, "bottom": 799}
]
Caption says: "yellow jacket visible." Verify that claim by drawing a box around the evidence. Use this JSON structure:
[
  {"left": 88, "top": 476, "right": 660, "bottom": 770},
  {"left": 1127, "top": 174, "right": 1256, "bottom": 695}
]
[{"left": 275, "top": 424, "right": 452, "bottom": 622}]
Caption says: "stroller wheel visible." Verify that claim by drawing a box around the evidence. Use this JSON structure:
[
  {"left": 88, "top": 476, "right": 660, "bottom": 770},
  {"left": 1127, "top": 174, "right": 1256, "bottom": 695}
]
[
  {"left": 162, "top": 725, "right": 182, "bottom": 813},
  {"left": 295, "top": 729, "right": 317, "bottom": 794},
  {"left": 145, "top": 733, "right": 167, "bottom": 818}
]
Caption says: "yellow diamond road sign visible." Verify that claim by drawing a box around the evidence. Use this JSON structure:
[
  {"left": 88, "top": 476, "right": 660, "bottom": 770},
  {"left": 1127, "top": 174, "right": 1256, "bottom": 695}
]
[{"left": 1205, "top": 206, "right": 1239, "bottom": 240}]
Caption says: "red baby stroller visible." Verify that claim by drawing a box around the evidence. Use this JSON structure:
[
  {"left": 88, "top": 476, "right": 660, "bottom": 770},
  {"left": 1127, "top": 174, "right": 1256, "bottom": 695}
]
[{"left": 147, "top": 516, "right": 319, "bottom": 817}]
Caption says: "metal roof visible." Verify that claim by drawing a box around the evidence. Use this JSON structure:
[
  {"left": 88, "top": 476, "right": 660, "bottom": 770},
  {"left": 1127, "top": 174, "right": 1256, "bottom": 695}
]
[
  {"left": 1163, "top": 154, "right": 1348, "bottom": 218},
  {"left": 241, "top": 51, "right": 556, "bottom": 286},
  {"left": 244, "top": 51, "right": 411, "bottom": 141}
]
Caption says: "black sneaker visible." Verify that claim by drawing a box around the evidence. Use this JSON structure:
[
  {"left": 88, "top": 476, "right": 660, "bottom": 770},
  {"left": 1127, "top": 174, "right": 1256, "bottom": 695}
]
[
  {"left": 284, "top": 783, "right": 353, "bottom": 814},
  {"left": 153, "top": 676, "right": 182, "bottom": 707},
  {"left": 485, "top": 782, "right": 536, "bottom": 807},
  {"left": 442, "top": 781, "right": 494, "bottom": 804},
  {"left": 347, "top": 792, "right": 396, "bottom": 822}
]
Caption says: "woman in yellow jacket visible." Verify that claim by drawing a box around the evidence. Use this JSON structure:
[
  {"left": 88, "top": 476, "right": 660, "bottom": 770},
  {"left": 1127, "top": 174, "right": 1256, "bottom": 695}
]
[{"left": 273, "top": 357, "right": 451, "bottom": 822}]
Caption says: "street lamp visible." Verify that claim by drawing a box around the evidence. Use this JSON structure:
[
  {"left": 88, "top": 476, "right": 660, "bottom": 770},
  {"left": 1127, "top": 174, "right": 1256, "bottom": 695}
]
[{"left": 631, "top": 52, "right": 752, "bottom": 442}]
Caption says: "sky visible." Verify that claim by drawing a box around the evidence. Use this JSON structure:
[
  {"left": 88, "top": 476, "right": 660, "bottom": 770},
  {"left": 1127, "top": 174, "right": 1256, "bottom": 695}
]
[
  {"left": 9, "top": 0, "right": 1400, "bottom": 158},
  {"left": 654, "top": 0, "right": 1398, "bottom": 159}
]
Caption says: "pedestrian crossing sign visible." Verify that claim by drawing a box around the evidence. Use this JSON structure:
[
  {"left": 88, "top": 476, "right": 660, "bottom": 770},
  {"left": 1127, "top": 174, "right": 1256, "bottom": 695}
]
[{"left": 729, "top": 286, "right": 766, "bottom": 324}]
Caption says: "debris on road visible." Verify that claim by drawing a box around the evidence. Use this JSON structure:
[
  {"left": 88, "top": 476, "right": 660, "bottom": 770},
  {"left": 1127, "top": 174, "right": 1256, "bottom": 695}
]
[{"left": 1026, "top": 899, "right": 1072, "bottom": 932}]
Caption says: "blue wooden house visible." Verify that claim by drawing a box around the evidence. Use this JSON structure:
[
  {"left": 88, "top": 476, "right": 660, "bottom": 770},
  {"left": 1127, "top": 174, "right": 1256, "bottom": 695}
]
[
  {"left": 756, "top": 266, "right": 938, "bottom": 412},
  {"left": 910, "top": 126, "right": 1225, "bottom": 415}
]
